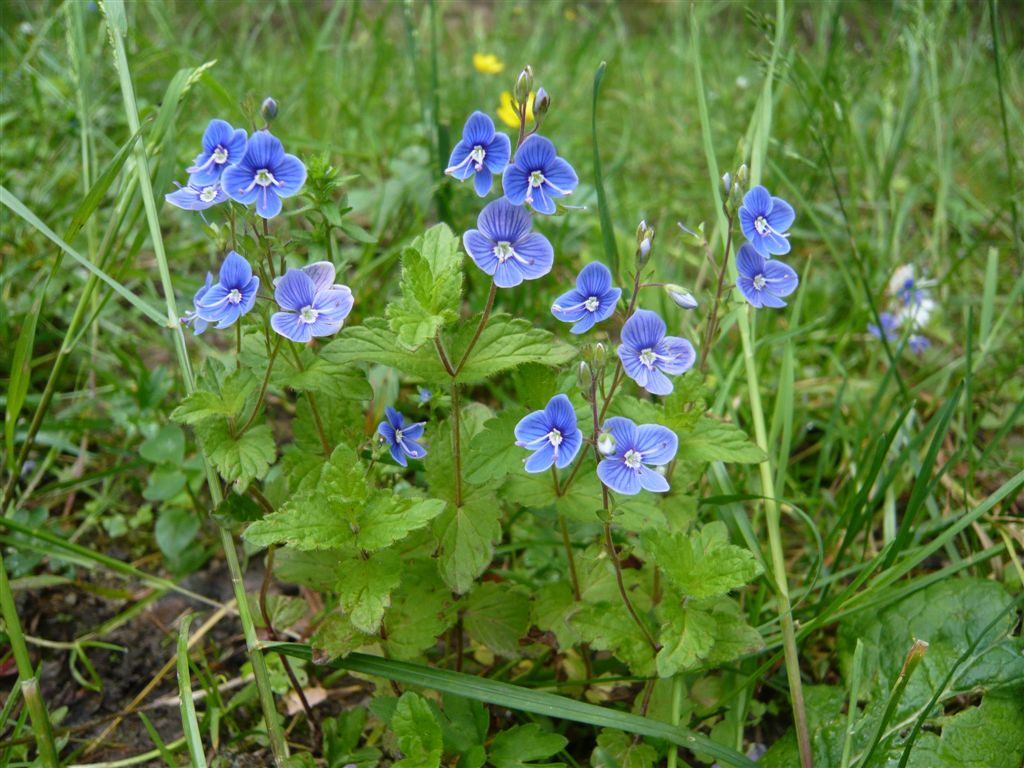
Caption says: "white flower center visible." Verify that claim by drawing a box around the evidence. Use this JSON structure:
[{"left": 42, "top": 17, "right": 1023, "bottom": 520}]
[
  {"left": 227, "top": 288, "right": 242, "bottom": 304},
  {"left": 255, "top": 168, "right": 277, "bottom": 187},
  {"left": 529, "top": 170, "right": 544, "bottom": 188},
  {"left": 494, "top": 241, "right": 515, "bottom": 263},
  {"left": 199, "top": 186, "right": 219, "bottom": 202},
  {"left": 584, "top": 296, "right": 600, "bottom": 312},
  {"left": 470, "top": 145, "right": 486, "bottom": 171},
  {"left": 754, "top": 215, "right": 769, "bottom": 235},
  {"left": 639, "top": 347, "right": 657, "bottom": 368},
  {"left": 548, "top": 429, "right": 563, "bottom": 448},
  {"left": 299, "top": 305, "right": 319, "bottom": 324},
  {"left": 212, "top": 146, "right": 229, "bottom": 164},
  {"left": 624, "top": 449, "right": 643, "bottom": 469},
  {"left": 753, "top": 274, "right": 767, "bottom": 290}
]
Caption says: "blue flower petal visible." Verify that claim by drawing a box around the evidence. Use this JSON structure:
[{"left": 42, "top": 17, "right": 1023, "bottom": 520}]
[
  {"left": 463, "top": 111, "right": 496, "bottom": 146},
  {"left": 203, "top": 119, "right": 234, "bottom": 153},
  {"left": 447, "top": 141, "right": 475, "bottom": 181},
  {"left": 556, "top": 429, "right": 582, "bottom": 468},
  {"left": 551, "top": 288, "right": 588, "bottom": 323},
  {"left": 603, "top": 417, "right": 638, "bottom": 453},
  {"left": 243, "top": 131, "right": 286, "bottom": 171},
  {"left": 515, "top": 410, "right": 552, "bottom": 444},
  {"left": 577, "top": 262, "right": 612, "bottom": 297},
  {"left": 477, "top": 198, "right": 533, "bottom": 242},
  {"left": 493, "top": 259, "right": 524, "bottom": 288},
  {"left": 502, "top": 165, "right": 530, "bottom": 206},
  {"left": 767, "top": 197, "right": 795, "bottom": 232},
  {"left": 643, "top": 367, "right": 674, "bottom": 396},
  {"left": 527, "top": 184, "right": 555, "bottom": 215},
  {"left": 226, "top": 128, "right": 248, "bottom": 164},
  {"left": 274, "top": 154, "right": 307, "bottom": 196},
  {"left": 239, "top": 277, "right": 259, "bottom": 315},
  {"left": 545, "top": 394, "right": 577, "bottom": 433},
  {"left": 525, "top": 442, "right": 556, "bottom": 473},
  {"left": 742, "top": 185, "right": 772, "bottom": 215},
  {"left": 219, "top": 251, "right": 252, "bottom": 288},
  {"left": 598, "top": 458, "right": 641, "bottom": 495},
  {"left": 637, "top": 466, "right": 670, "bottom": 493},
  {"left": 275, "top": 269, "right": 316, "bottom": 311},
  {"left": 515, "top": 134, "right": 557, "bottom": 171},
  {"left": 473, "top": 168, "right": 493, "bottom": 197},
  {"left": 222, "top": 165, "right": 259, "bottom": 204},
  {"left": 313, "top": 286, "right": 354, "bottom": 324},
  {"left": 402, "top": 439, "right": 427, "bottom": 460},
  {"left": 271, "top": 311, "right": 312, "bottom": 343},
  {"left": 762, "top": 258, "right": 799, "bottom": 298},
  {"left": 389, "top": 442, "right": 408, "bottom": 467},
  {"left": 484, "top": 132, "right": 511, "bottom": 172},
  {"left": 464, "top": 230, "right": 499, "bottom": 276},
  {"left": 378, "top": 421, "right": 396, "bottom": 442},
  {"left": 385, "top": 406, "right": 404, "bottom": 429},
  {"left": 617, "top": 345, "right": 647, "bottom": 385},
  {"left": 302, "top": 262, "right": 337, "bottom": 293},
  {"left": 543, "top": 157, "right": 578, "bottom": 197},
  {"left": 621, "top": 309, "right": 666, "bottom": 350},
  {"left": 760, "top": 231, "right": 791, "bottom": 256},
  {"left": 635, "top": 424, "right": 678, "bottom": 465},
  {"left": 402, "top": 422, "right": 425, "bottom": 440},
  {"left": 570, "top": 312, "right": 599, "bottom": 335},
  {"left": 510, "top": 233, "right": 553, "bottom": 281},
  {"left": 736, "top": 276, "right": 764, "bottom": 308},
  {"left": 656, "top": 337, "right": 696, "bottom": 375},
  {"left": 735, "top": 244, "right": 764, "bottom": 280},
  {"left": 738, "top": 206, "right": 759, "bottom": 245},
  {"left": 255, "top": 187, "right": 282, "bottom": 219}
]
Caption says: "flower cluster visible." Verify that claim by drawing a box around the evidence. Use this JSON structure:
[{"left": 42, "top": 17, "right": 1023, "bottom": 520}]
[
  {"left": 867, "top": 264, "right": 934, "bottom": 353},
  {"left": 735, "top": 185, "right": 799, "bottom": 308},
  {"left": 166, "top": 118, "right": 306, "bottom": 220}
]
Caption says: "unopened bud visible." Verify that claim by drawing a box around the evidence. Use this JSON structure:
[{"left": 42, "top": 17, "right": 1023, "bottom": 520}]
[
  {"left": 676, "top": 221, "right": 707, "bottom": 248},
  {"left": 597, "top": 431, "right": 615, "bottom": 456},
  {"left": 721, "top": 172, "right": 731, "bottom": 195},
  {"left": 261, "top": 97, "right": 278, "bottom": 123},
  {"left": 636, "top": 220, "right": 655, "bottom": 267},
  {"left": 592, "top": 341, "right": 608, "bottom": 373},
  {"left": 735, "top": 163, "right": 748, "bottom": 188},
  {"left": 665, "top": 284, "right": 698, "bottom": 310},
  {"left": 577, "top": 361, "right": 594, "bottom": 398},
  {"left": 514, "top": 66, "right": 534, "bottom": 104},
  {"left": 534, "top": 87, "right": 550, "bottom": 117}
]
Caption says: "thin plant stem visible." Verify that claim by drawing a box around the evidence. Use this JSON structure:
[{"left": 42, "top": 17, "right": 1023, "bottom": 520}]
[
  {"left": 450, "top": 382, "right": 462, "bottom": 507},
  {"left": 0, "top": 551, "right": 59, "bottom": 766},
  {"left": 454, "top": 282, "right": 497, "bottom": 376},
  {"left": 667, "top": 674, "right": 684, "bottom": 768},
  {"left": 101, "top": 7, "right": 288, "bottom": 760},
  {"left": 698, "top": 211, "right": 735, "bottom": 373},
  {"left": 434, "top": 334, "right": 456, "bottom": 378},
  {"left": 239, "top": 337, "right": 281, "bottom": 435},
  {"left": 557, "top": 510, "right": 582, "bottom": 602},
  {"left": 287, "top": 344, "right": 331, "bottom": 457}
]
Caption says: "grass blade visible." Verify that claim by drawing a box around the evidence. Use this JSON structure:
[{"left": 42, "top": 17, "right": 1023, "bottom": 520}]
[
  {"left": 177, "top": 615, "right": 207, "bottom": 768},
  {"left": 592, "top": 61, "right": 619, "bottom": 280}
]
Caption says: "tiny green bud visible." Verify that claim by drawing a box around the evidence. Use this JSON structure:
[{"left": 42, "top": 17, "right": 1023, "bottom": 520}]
[
  {"left": 577, "top": 361, "right": 594, "bottom": 398},
  {"left": 261, "top": 97, "right": 278, "bottom": 123},
  {"left": 665, "top": 283, "right": 699, "bottom": 310},
  {"left": 636, "top": 220, "right": 655, "bottom": 267},
  {"left": 597, "top": 430, "right": 615, "bottom": 456},
  {"left": 514, "top": 65, "right": 534, "bottom": 104},
  {"left": 735, "top": 163, "right": 748, "bottom": 188},
  {"left": 534, "top": 86, "right": 551, "bottom": 117},
  {"left": 592, "top": 341, "right": 608, "bottom": 372}
]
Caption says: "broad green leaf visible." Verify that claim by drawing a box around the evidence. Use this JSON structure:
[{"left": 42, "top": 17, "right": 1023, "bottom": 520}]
[
  {"left": 436, "top": 693, "right": 488, "bottom": 755},
  {"left": 384, "top": 561, "right": 459, "bottom": 660},
  {"left": 211, "top": 492, "right": 264, "bottom": 527},
  {"left": 642, "top": 522, "right": 762, "bottom": 599},
  {"left": 464, "top": 409, "right": 529, "bottom": 485},
  {"left": 655, "top": 599, "right": 717, "bottom": 677},
  {"left": 143, "top": 468, "right": 187, "bottom": 501},
  {"left": 532, "top": 581, "right": 582, "bottom": 648},
  {"left": 321, "top": 318, "right": 451, "bottom": 383},
  {"left": 155, "top": 508, "right": 199, "bottom": 559},
  {"left": 462, "top": 582, "right": 531, "bottom": 658},
  {"left": 573, "top": 601, "right": 656, "bottom": 676},
  {"left": 661, "top": 373, "right": 708, "bottom": 433},
  {"left": 451, "top": 314, "right": 579, "bottom": 385},
  {"left": 703, "top": 598, "right": 765, "bottom": 664},
  {"left": 139, "top": 424, "right": 186, "bottom": 464},
  {"left": 337, "top": 549, "right": 403, "bottom": 634},
  {"left": 902, "top": 695, "right": 1024, "bottom": 768},
  {"left": 489, "top": 723, "right": 568, "bottom": 768},
  {"left": 592, "top": 729, "right": 658, "bottom": 768},
  {"left": 433, "top": 488, "right": 502, "bottom": 594},
  {"left": 273, "top": 549, "right": 345, "bottom": 592},
  {"left": 312, "top": 613, "right": 375, "bottom": 659},
  {"left": 392, "top": 692, "right": 443, "bottom": 768},
  {"left": 386, "top": 223, "right": 464, "bottom": 349},
  {"left": 171, "top": 365, "right": 257, "bottom": 425},
  {"left": 356, "top": 497, "right": 447, "bottom": 551},
  {"left": 194, "top": 420, "right": 275, "bottom": 487},
  {"left": 675, "top": 416, "right": 766, "bottom": 464}
]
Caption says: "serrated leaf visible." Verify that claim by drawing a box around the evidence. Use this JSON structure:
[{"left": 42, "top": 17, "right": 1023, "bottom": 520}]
[
  {"left": 489, "top": 723, "right": 568, "bottom": 768},
  {"left": 463, "top": 582, "right": 531, "bottom": 658},
  {"left": 311, "top": 613, "right": 375, "bottom": 659},
  {"left": 337, "top": 549, "right": 403, "bottom": 634},
  {"left": 356, "top": 497, "right": 446, "bottom": 551},
  {"left": 655, "top": 599, "right": 717, "bottom": 677},
  {"left": 392, "top": 692, "right": 443, "bottom": 768},
  {"left": 384, "top": 560, "right": 459, "bottom": 660},
  {"left": 194, "top": 420, "right": 275, "bottom": 487},
  {"left": 452, "top": 314, "right": 578, "bottom": 385},
  {"left": 433, "top": 489, "right": 502, "bottom": 594},
  {"left": 211, "top": 492, "right": 264, "bottom": 527},
  {"left": 171, "top": 365, "right": 257, "bottom": 425},
  {"left": 642, "top": 522, "right": 762, "bottom": 599},
  {"left": 436, "top": 693, "right": 488, "bottom": 754},
  {"left": 321, "top": 318, "right": 450, "bottom": 383},
  {"left": 675, "top": 416, "right": 766, "bottom": 464},
  {"left": 592, "top": 729, "right": 658, "bottom": 768},
  {"left": 573, "top": 601, "right": 656, "bottom": 677},
  {"left": 464, "top": 409, "right": 529, "bottom": 485}
]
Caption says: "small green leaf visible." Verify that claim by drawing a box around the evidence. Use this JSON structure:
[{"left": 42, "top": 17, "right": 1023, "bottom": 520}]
[
  {"left": 451, "top": 314, "right": 579, "bottom": 385},
  {"left": 489, "top": 723, "right": 568, "bottom": 768},
  {"left": 433, "top": 488, "right": 502, "bottom": 594},
  {"left": 139, "top": 425, "right": 186, "bottom": 464},
  {"left": 155, "top": 508, "right": 199, "bottom": 559},
  {"left": 642, "top": 522, "right": 762, "bottom": 599},
  {"left": 655, "top": 599, "right": 717, "bottom": 677},
  {"left": 322, "top": 318, "right": 450, "bottom": 383},
  {"left": 463, "top": 582, "right": 531, "bottom": 658},
  {"left": 337, "top": 549, "right": 403, "bottom": 634},
  {"left": 392, "top": 692, "right": 443, "bottom": 768},
  {"left": 592, "top": 729, "right": 658, "bottom": 768},
  {"left": 464, "top": 409, "right": 529, "bottom": 485},
  {"left": 194, "top": 420, "right": 275, "bottom": 487},
  {"left": 212, "top": 493, "right": 264, "bottom": 527},
  {"left": 675, "top": 416, "right": 766, "bottom": 464},
  {"left": 143, "top": 468, "right": 187, "bottom": 501},
  {"left": 384, "top": 561, "right": 459, "bottom": 660}
]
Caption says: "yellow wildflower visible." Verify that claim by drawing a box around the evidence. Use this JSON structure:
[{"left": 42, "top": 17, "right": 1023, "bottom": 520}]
[
  {"left": 473, "top": 53, "right": 504, "bottom": 75},
  {"left": 497, "top": 91, "right": 535, "bottom": 129}
]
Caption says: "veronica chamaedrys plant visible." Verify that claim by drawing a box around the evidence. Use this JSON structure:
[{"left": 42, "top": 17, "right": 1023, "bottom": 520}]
[
  {"left": 187, "top": 119, "right": 248, "bottom": 186},
  {"left": 444, "top": 111, "right": 512, "bottom": 196},
  {"left": 502, "top": 134, "right": 578, "bottom": 214},
  {"left": 551, "top": 262, "right": 621, "bottom": 334},
  {"left": 190, "top": 251, "right": 259, "bottom": 331},
  {"left": 596, "top": 416, "right": 678, "bottom": 495},
  {"left": 165, "top": 181, "right": 227, "bottom": 212},
  {"left": 222, "top": 130, "right": 307, "bottom": 219},
  {"left": 271, "top": 264, "right": 353, "bottom": 343},
  {"left": 617, "top": 309, "right": 696, "bottom": 395},
  {"left": 514, "top": 394, "right": 582, "bottom": 472},
  {"left": 181, "top": 273, "right": 214, "bottom": 334},
  {"left": 739, "top": 184, "right": 795, "bottom": 257},
  {"left": 377, "top": 407, "right": 428, "bottom": 466},
  {"left": 463, "top": 198, "right": 554, "bottom": 287},
  {"left": 735, "top": 243, "right": 800, "bottom": 309}
]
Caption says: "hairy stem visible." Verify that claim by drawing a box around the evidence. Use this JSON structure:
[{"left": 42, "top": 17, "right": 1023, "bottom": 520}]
[
  {"left": 239, "top": 337, "right": 281, "bottom": 435},
  {"left": 454, "top": 281, "right": 497, "bottom": 376},
  {"left": 698, "top": 211, "right": 735, "bottom": 373},
  {"left": 287, "top": 344, "right": 331, "bottom": 457},
  {"left": 450, "top": 382, "right": 462, "bottom": 507}
]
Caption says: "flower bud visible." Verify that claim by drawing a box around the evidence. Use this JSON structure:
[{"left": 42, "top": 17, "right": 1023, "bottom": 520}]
[
  {"left": 514, "top": 65, "right": 534, "bottom": 104},
  {"left": 721, "top": 172, "right": 731, "bottom": 195},
  {"left": 577, "top": 361, "right": 594, "bottom": 399},
  {"left": 635, "top": 220, "right": 655, "bottom": 267},
  {"left": 597, "top": 431, "right": 615, "bottom": 456},
  {"left": 735, "top": 163, "right": 748, "bottom": 188},
  {"left": 260, "top": 97, "right": 278, "bottom": 123},
  {"left": 665, "top": 283, "right": 698, "bottom": 310},
  {"left": 534, "top": 87, "right": 551, "bottom": 117}
]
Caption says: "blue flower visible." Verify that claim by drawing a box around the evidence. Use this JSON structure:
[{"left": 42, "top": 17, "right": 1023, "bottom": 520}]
[
  {"left": 617, "top": 309, "right": 696, "bottom": 396},
  {"left": 222, "top": 131, "right": 306, "bottom": 219},
  {"left": 596, "top": 417, "right": 677, "bottom": 495},
  {"left": 165, "top": 181, "right": 227, "bottom": 211},
  {"left": 186, "top": 119, "right": 248, "bottom": 186},
  {"left": 551, "top": 262, "right": 621, "bottom": 334},
  {"left": 735, "top": 244, "right": 799, "bottom": 309},
  {"left": 867, "top": 311, "right": 900, "bottom": 341},
  {"left": 271, "top": 263, "right": 353, "bottom": 343},
  {"left": 738, "top": 185, "right": 795, "bottom": 257},
  {"left": 463, "top": 198, "right": 554, "bottom": 288},
  {"left": 514, "top": 394, "right": 582, "bottom": 473},
  {"left": 418, "top": 387, "right": 432, "bottom": 405},
  {"left": 445, "top": 111, "right": 512, "bottom": 197},
  {"left": 181, "top": 273, "right": 214, "bottom": 335},
  {"left": 909, "top": 335, "right": 930, "bottom": 354},
  {"left": 502, "top": 135, "right": 578, "bottom": 214},
  {"left": 378, "top": 407, "right": 427, "bottom": 467},
  {"left": 193, "top": 251, "right": 259, "bottom": 330}
]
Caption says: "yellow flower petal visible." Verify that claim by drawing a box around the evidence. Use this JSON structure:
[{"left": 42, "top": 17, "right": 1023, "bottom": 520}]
[
  {"left": 473, "top": 53, "right": 505, "bottom": 75},
  {"left": 497, "top": 91, "right": 535, "bottom": 129}
]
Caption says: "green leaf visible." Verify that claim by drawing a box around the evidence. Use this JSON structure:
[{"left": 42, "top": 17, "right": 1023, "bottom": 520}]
[
  {"left": 902, "top": 695, "right": 1024, "bottom": 768},
  {"left": 321, "top": 318, "right": 451, "bottom": 383},
  {"left": 386, "top": 223, "right": 464, "bottom": 349},
  {"left": 675, "top": 416, "right": 766, "bottom": 464},
  {"left": 592, "top": 729, "right": 658, "bottom": 768},
  {"left": 392, "top": 692, "right": 444, "bottom": 768},
  {"left": 463, "top": 409, "right": 529, "bottom": 485},
  {"left": 489, "top": 723, "right": 568, "bottom": 768},
  {"left": 155, "top": 508, "right": 199, "bottom": 559},
  {"left": 452, "top": 314, "right": 578, "bottom": 385},
  {"left": 194, "top": 420, "right": 275, "bottom": 487},
  {"left": 211, "top": 492, "right": 264, "bottom": 527},
  {"left": 433, "top": 488, "right": 502, "bottom": 594},
  {"left": 436, "top": 693, "right": 488, "bottom": 755},
  {"left": 312, "top": 613, "right": 375, "bottom": 659},
  {"left": 383, "top": 560, "right": 459, "bottom": 660},
  {"left": 139, "top": 425, "right": 186, "bottom": 464},
  {"left": 655, "top": 599, "right": 717, "bottom": 677},
  {"left": 5, "top": 310, "right": 39, "bottom": 465},
  {"left": 143, "top": 468, "right": 187, "bottom": 502},
  {"left": 462, "top": 582, "right": 531, "bottom": 658},
  {"left": 336, "top": 549, "right": 403, "bottom": 634},
  {"left": 573, "top": 601, "right": 656, "bottom": 677},
  {"left": 642, "top": 522, "right": 762, "bottom": 599}
]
